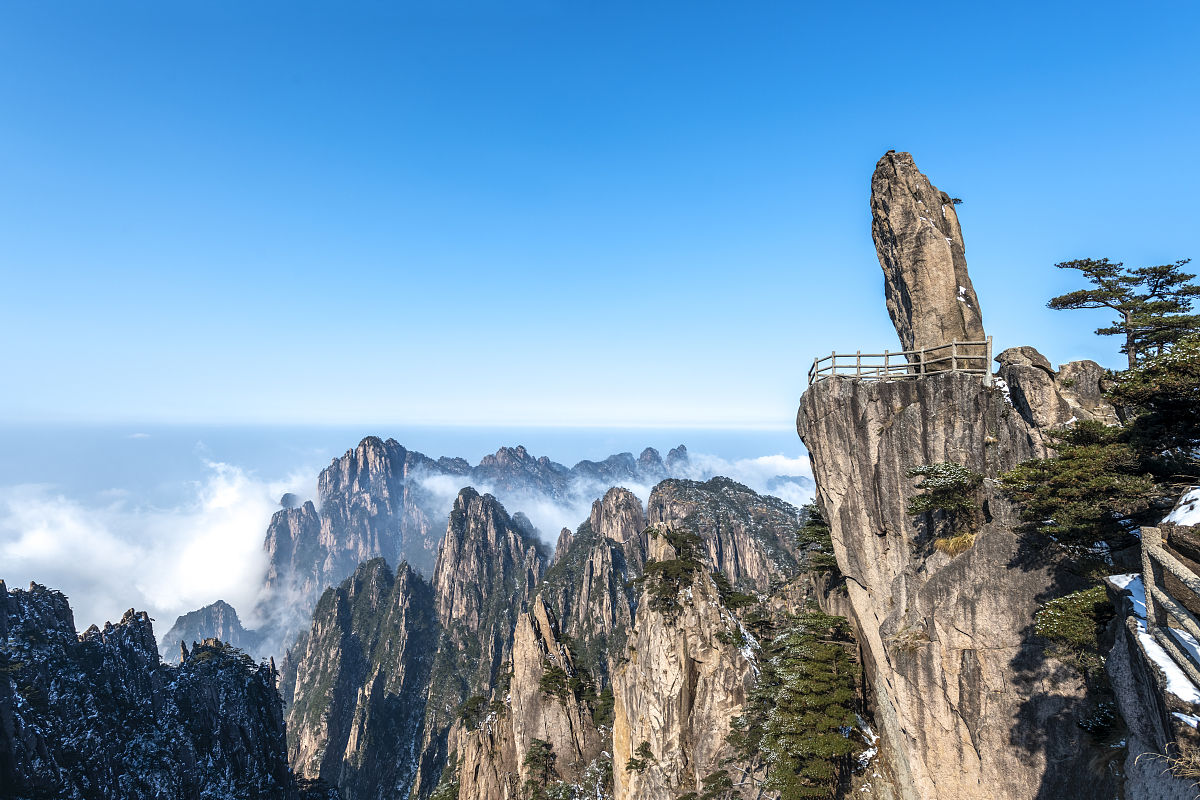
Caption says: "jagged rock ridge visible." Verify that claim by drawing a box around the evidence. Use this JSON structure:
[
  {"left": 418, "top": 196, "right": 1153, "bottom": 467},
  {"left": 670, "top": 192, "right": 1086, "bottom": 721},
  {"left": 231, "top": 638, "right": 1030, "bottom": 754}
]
[
  {"left": 284, "top": 477, "right": 815, "bottom": 800},
  {"left": 159, "top": 598, "right": 262, "bottom": 662},
  {"left": 0, "top": 580, "right": 318, "bottom": 800}
]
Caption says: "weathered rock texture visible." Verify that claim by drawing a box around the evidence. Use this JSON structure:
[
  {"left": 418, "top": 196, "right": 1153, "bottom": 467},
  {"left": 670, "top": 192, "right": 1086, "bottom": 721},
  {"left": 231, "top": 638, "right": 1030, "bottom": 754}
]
[
  {"left": 871, "top": 151, "right": 985, "bottom": 358},
  {"left": 286, "top": 560, "right": 436, "bottom": 800},
  {"left": 648, "top": 476, "right": 802, "bottom": 593},
  {"left": 415, "top": 489, "right": 548, "bottom": 799},
  {"left": 611, "top": 533, "right": 757, "bottom": 800},
  {"left": 159, "top": 598, "right": 262, "bottom": 662},
  {"left": 540, "top": 488, "right": 648, "bottom": 682},
  {"left": 1104, "top": 577, "right": 1200, "bottom": 800},
  {"left": 242, "top": 438, "right": 697, "bottom": 661},
  {"left": 996, "top": 346, "right": 1119, "bottom": 429},
  {"left": 0, "top": 580, "right": 313, "bottom": 800},
  {"left": 447, "top": 597, "right": 607, "bottom": 800},
  {"left": 798, "top": 372, "right": 1115, "bottom": 800}
]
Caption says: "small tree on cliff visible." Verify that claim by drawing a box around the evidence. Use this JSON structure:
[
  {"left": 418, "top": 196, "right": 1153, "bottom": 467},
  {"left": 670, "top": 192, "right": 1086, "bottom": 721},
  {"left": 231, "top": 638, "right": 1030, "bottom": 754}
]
[
  {"left": 906, "top": 462, "right": 984, "bottom": 555},
  {"left": 523, "top": 739, "right": 557, "bottom": 799},
  {"left": 727, "top": 608, "right": 864, "bottom": 799},
  {"left": 1048, "top": 257, "right": 1200, "bottom": 368}
]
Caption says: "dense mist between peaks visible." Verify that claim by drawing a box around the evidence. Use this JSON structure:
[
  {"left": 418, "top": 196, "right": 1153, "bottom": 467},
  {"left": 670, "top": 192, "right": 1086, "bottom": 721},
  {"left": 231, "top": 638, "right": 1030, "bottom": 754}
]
[{"left": 0, "top": 444, "right": 812, "bottom": 635}]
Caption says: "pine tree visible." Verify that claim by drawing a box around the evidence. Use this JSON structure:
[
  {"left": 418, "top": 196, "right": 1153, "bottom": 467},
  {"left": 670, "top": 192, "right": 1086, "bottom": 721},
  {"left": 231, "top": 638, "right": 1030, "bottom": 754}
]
[
  {"left": 999, "top": 420, "right": 1158, "bottom": 544},
  {"left": 522, "top": 739, "right": 556, "bottom": 800},
  {"left": 727, "top": 608, "right": 863, "bottom": 800},
  {"left": 1107, "top": 334, "right": 1200, "bottom": 480},
  {"left": 1048, "top": 257, "right": 1200, "bottom": 368}
]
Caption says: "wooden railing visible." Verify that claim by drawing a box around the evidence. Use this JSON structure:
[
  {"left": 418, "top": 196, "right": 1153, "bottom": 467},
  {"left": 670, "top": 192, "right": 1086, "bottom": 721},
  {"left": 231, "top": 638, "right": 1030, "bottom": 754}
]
[
  {"left": 808, "top": 337, "right": 993, "bottom": 387},
  {"left": 1141, "top": 526, "right": 1200, "bottom": 686}
]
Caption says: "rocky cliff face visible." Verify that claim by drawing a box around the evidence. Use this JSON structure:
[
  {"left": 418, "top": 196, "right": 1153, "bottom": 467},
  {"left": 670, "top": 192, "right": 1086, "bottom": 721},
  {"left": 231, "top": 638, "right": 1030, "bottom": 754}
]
[
  {"left": 540, "top": 488, "right": 648, "bottom": 682},
  {"left": 871, "top": 151, "right": 985, "bottom": 356},
  {"left": 241, "top": 439, "right": 698, "bottom": 663},
  {"left": 995, "top": 346, "right": 1119, "bottom": 429},
  {"left": 611, "top": 533, "right": 758, "bottom": 800},
  {"left": 797, "top": 371, "right": 1114, "bottom": 800},
  {"left": 159, "top": 598, "right": 262, "bottom": 662},
  {"left": 0, "top": 580, "right": 311, "bottom": 800},
  {"left": 447, "top": 596, "right": 608, "bottom": 800},
  {"left": 648, "top": 476, "right": 802, "bottom": 594},
  {"left": 286, "top": 560, "right": 436, "bottom": 800},
  {"left": 279, "top": 475, "right": 814, "bottom": 800},
  {"left": 413, "top": 489, "right": 548, "bottom": 798}
]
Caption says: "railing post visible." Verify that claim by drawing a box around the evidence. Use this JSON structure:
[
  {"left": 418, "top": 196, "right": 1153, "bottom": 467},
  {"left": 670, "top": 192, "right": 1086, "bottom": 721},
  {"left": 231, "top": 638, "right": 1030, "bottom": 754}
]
[
  {"left": 985, "top": 336, "right": 993, "bottom": 386},
  {"left": 951, "top": 341, "right": 958, "bottom": 372},
  {"left": 1143, "top": 526, "right": 1169, "bottom": 631},
  {"left": 856, "top": 350, "right": 861, "bottom": 378},
  {"left": 884, "top": 349, "right": 889, "bottom": 377}
]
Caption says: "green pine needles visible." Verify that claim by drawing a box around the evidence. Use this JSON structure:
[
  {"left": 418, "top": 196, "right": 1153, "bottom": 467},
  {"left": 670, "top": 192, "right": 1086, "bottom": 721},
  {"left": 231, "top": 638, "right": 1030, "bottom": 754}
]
[
  {"left": 1048, "top": 257, "right": 1199, "bottom": 369},
  {"left": 728, "top": 608, "right": 864, "bottom": 799},
  {"left": 1000, "top": 421, "right": 1158, "bottom": 545},
  {"left": 796, "top": 503, "right": 840, "bottom": 578},
  {"left": 906, "top": 462, "right": 984, "bottom": 555},
  {"left": 1034, "top": 586, "right": 1114, "bottom": 677}
]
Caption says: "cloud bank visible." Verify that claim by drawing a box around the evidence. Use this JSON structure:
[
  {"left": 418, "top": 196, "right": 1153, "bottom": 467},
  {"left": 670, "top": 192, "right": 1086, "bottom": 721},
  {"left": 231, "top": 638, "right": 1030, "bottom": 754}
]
[
  {"left": 417, "top": 451, "right": 815, "bottom": 546},
  {"left": 0, "top": 447, "right": 811, "bottom": 637},
  {"left": 0, "top": 462, "right": 310, "bottom": 633}
]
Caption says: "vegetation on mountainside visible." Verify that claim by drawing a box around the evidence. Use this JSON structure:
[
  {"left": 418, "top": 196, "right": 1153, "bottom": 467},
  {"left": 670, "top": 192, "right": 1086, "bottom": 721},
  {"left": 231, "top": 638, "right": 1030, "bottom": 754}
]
[
  {"left": 1000, "top": 422, "right": 1158, "bottom": 544},
  {"left": 906, "top": 462, "right": 985, "bottom": 554},
  {"left": 624, "top": 741, "right": 655, "bottom": 773},
  {"left": 523, "top": 738, "right": 557, "bottom": 799},
  {"left": 1002, "top": 256, "right": 1200, "bottom": 545},
  {"left": 1034, "top": 585, "right": 1114, "bottom": 677},
  {"left": 428, "top": 754, "right": 460, "bottom": 800},
  {"left": 727, "top": 607, "right": 864, "bottom": 799},
  {"left": 796, "top": 503, "right": 840, "bottom": 580},
  {"left": 637, "top": 527, "right": 706, "bottom": 615},
  {"left": 538, "top": 519, "right": 635, "bottom": 685}
]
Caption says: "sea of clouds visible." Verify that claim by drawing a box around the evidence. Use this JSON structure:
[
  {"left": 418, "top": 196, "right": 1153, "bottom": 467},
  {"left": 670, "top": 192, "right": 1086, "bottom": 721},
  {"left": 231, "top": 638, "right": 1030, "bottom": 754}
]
[{"left": 0, "top": 448, "right": 812, "bottom": 635}]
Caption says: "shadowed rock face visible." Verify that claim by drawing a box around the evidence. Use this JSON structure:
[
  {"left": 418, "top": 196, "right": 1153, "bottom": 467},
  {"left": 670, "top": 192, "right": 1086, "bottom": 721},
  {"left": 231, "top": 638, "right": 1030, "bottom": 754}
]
[
  {"left": 612, "top": 533, "right": 757, "bottom": 800},
  {"left": 797, "top": 372, "right": 1116, "bottom": 800},
  {"left": 0, "top": 580, "right": 310, "bottom": 800},
  {"left": 871, "top": 151, "right": 986, "bottom": 357},
  {"left": 647, "top": 477, "right": 803, "bottom": 594},
  {"left": 286, "top": 560, "right": 436, "bottom": 800}
]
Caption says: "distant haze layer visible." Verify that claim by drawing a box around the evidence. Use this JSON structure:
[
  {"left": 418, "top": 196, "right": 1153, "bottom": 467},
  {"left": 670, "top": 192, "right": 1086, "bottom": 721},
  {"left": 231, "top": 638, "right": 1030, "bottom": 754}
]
[{"left": 0, "top": 424, "right": 811, "bottom": 632}]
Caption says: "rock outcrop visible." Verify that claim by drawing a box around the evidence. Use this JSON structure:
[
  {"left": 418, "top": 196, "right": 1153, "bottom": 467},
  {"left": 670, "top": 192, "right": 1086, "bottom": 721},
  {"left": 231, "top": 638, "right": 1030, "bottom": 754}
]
[
  {"left": 413, "top": 489, "right": 549, "bottom": 798},
  {"left": 0, "top": 580, "right": 313, "bottom": 800},
  {"left": 648, "top": 476, "right": 802, "bottom": 593},
  {"left": 798, "top": 371, "right": 1115, "bottom": 800},
  {"left": 245, "top": 438, "right": 699, "bottom": 661},
  {"left": 871, "top": 151, "right": 985, "bottom": 358},
  {"left": 447, "top": 597, "right": 607, "bottom": 800},
  {"left": 540, "top": 488, "right": 648, "bottom": 682},
  {"left": 286, "top": 560, "right": 436, "bottom": 800},
  {"left": 611, "top": 533, "right": 757, "bottom": 800},
  {"left": 996, "top": 346, "right": 1119, "bottom": 429},
  {"left": 159, "top": 598, "right": 262, "bottom": 662}
]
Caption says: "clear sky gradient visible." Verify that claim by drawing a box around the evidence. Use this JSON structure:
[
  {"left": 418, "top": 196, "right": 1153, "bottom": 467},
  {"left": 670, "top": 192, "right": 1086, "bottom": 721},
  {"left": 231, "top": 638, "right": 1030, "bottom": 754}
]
[{"left": 3, "top": 1, "right": 1197, "bottom": 428}]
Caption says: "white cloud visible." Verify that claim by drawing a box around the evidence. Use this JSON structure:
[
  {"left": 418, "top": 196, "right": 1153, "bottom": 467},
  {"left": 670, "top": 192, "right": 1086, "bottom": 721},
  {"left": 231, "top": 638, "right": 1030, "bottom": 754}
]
[
  {"left": 415, "top": 450, "right": 813, "bottom": 548},
  {"left": 0, "top": 462, "right": 310, "bottom": 633}
]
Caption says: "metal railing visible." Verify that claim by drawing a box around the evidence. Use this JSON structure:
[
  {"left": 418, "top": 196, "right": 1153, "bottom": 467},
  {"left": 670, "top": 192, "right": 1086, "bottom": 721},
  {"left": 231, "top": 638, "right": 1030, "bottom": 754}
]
[
  {"left": 807, "top": 337, "right": 993, "bottom": 387},
  {"left": 1141, "top": 525, "right": 1200, "bottom": 686}
]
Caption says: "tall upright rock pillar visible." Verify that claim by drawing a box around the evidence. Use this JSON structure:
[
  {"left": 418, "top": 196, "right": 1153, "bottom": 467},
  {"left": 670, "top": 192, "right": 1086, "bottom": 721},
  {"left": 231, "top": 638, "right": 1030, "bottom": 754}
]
[{"left": 871, "top": 151, "right": 985, "bottom": 361}]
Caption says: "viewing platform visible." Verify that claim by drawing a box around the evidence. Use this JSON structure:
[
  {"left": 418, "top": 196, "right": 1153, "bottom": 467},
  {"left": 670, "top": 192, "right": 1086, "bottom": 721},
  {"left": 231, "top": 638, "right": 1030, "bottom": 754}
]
[{"left": 807, "top": 337, "right": 993, "bottom": 387}]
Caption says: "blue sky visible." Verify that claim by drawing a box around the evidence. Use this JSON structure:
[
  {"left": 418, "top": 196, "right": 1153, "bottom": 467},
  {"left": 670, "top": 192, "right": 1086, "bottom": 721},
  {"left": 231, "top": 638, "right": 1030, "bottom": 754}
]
[{"left": 2, "top": 1, "right": 1197, "bottom": 428}]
